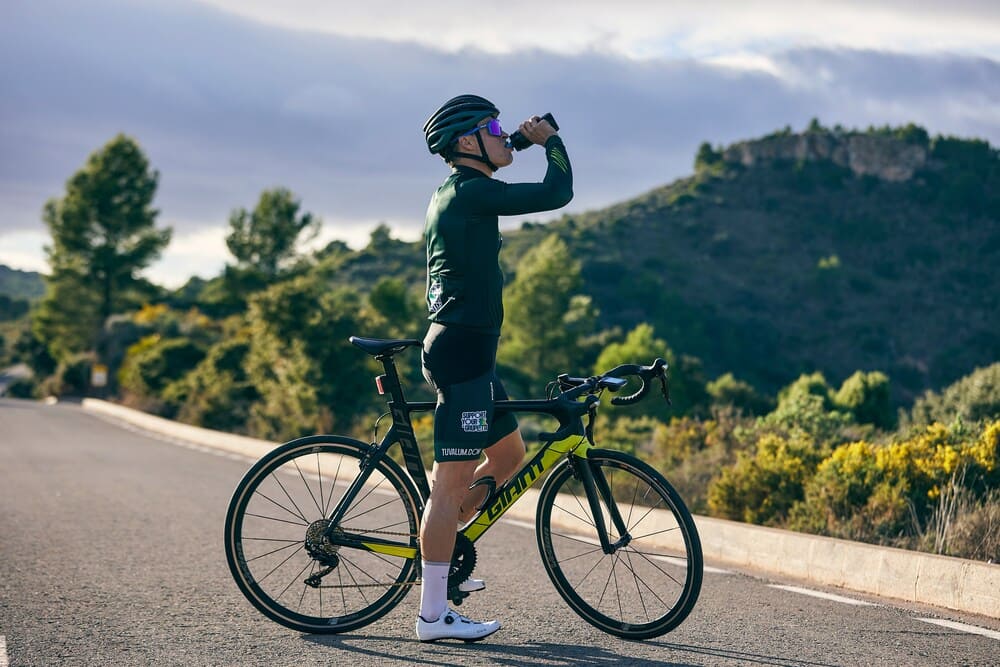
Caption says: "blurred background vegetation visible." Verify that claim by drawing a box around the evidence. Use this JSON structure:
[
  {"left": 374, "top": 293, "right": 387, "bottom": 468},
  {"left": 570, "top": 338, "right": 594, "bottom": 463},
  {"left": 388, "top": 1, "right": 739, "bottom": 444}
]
[{"left": 1, "top": 122, "right": 997, "bottom": 562}]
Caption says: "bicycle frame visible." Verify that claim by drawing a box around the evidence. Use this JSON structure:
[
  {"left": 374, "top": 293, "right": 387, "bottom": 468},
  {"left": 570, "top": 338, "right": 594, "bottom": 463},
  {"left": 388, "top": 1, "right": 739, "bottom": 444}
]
[{"left": 322, "top": 350, "right": 631, "bottom": 559}]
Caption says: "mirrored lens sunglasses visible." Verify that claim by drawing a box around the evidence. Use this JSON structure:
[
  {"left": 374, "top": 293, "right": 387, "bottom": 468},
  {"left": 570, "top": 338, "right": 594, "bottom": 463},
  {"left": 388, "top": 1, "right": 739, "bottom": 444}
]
[{"left": 459, "top": 118, "right": 503, "bottom": 138}]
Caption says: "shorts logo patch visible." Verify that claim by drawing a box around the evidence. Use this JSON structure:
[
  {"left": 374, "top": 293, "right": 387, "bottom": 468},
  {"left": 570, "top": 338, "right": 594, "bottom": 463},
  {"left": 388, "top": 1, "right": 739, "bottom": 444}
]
[{"left": 461, "top": 411, "right": 489, "bottom": 433}]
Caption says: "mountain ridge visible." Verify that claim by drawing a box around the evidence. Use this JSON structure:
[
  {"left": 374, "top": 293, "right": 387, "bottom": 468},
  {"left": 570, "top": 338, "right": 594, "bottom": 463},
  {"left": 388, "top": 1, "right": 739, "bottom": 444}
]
[{"left": 495, "top": 124, "right": 1000, "bottom": 404}]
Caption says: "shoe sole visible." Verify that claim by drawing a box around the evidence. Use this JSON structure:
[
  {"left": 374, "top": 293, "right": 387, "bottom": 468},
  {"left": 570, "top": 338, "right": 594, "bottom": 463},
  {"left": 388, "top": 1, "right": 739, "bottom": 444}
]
[
  {"left": 458, "top": 583, "right": 486, "bottom": 593},
  {"left": 418, "top": 625, "right": 501, "bottom": 644}
]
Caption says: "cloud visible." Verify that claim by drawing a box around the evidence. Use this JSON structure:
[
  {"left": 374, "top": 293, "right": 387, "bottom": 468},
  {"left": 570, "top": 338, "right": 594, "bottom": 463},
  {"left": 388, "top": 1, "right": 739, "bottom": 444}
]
[
  {"left": 194, "top": 0, "right": 1000, "bottom": 58},
  {"left": 1, "top": 0, "right": 998, "bottom": 286}
]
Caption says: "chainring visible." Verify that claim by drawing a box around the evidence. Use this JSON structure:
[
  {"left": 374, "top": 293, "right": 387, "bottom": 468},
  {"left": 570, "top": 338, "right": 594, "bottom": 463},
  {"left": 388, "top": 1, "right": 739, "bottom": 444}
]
[{"left": 447, "top": 532, "right": 477, "bottom": 590}]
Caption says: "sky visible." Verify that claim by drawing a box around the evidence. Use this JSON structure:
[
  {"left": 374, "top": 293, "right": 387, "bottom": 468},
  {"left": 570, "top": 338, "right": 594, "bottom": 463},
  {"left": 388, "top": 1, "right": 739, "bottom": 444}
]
[{"left": 2, "top": 0, "right": 999, "bottom": 287}]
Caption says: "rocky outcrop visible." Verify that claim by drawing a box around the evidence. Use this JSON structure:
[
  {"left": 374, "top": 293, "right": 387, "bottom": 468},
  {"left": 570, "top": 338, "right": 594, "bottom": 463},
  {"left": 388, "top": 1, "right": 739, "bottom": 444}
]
[{"left": 722, "top": 132, "right": 928, "bottom": 182}]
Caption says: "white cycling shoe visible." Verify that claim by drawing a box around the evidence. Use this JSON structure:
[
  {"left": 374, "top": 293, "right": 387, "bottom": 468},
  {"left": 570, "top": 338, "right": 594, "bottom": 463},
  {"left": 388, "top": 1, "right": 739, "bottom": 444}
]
[
  {"left": 416, "top": 607, "right": 501, "bottom": 642},
  {"left": 458, "top": 577, "right": 485, "bottom": 593}
]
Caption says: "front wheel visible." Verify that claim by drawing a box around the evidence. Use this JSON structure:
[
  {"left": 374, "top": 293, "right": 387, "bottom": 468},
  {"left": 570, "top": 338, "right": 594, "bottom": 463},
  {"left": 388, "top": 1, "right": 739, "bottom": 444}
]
[
  {"left": 224, "top": 436, "right": 422, "bottom": 634},
  {"left": 536, "top": 449, "right": 703, "bottom": 639}
]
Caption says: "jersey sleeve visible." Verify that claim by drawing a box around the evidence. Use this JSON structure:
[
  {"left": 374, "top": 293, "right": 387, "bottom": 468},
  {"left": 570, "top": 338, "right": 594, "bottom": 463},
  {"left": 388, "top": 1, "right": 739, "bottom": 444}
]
[{"left": 461, "top": 136, "right": 574, "bottom": 216}]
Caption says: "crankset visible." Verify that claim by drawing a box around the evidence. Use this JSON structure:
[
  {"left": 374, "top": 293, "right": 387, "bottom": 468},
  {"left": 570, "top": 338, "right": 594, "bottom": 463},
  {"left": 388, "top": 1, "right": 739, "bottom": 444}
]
[{"left": 447, "top": 532, "right": 477, "bottom": 606}]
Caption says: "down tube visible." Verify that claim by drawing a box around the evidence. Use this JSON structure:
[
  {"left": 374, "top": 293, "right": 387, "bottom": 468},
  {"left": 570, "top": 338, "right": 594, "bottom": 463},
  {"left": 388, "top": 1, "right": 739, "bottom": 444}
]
[{"left": 462, "top": 442, "right": 572, "bottom": 542}]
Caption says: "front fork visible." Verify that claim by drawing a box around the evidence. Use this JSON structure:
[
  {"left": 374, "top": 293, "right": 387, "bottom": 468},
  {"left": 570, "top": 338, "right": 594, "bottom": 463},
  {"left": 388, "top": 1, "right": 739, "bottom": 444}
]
[{"left": 573, "top": 410, "right": 632, "bottom": 554}]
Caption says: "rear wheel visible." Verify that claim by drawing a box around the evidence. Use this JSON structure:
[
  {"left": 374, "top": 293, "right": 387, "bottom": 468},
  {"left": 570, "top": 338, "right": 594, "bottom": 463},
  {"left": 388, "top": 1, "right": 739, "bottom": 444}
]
[
  {"left": 224, "top": 436, "right": 421, "bottom": 633},
  {"left": 536, "top": 450, "right": 702, "bottom": 639}
]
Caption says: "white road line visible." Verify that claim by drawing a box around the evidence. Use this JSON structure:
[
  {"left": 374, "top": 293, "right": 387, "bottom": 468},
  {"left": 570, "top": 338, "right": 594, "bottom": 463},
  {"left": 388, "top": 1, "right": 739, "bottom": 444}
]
[
  {"left": 769, "top": 584, "right": 876, "bottom": 606},
  {"left": 504, "top": 518, "right": 730, "bottom": 573},
  {"left": 1, "top": 635, "right": 9, "bottom": 667},
  {"left": 916, "top": 618, "right": 1000, "bottom": 641}
]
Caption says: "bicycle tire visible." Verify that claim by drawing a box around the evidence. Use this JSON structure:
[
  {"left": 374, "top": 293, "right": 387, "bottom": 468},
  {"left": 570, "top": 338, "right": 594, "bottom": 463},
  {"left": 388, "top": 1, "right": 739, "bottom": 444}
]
[
  {"left": 224, "top": 435, "right": 422, "bottom": 634},
  {"left": 535, "top": 449, "right": 703, "bottom": 639}
]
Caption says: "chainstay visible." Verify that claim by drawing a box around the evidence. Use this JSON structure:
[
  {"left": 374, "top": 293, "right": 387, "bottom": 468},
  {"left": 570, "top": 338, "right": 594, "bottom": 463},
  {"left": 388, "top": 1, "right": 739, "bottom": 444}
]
[
  {"left": 331, "top": 528, "right": 418, "bottom": 538},
  {"left": 309, "top": 580, "right": 421, "bottom": 590}
]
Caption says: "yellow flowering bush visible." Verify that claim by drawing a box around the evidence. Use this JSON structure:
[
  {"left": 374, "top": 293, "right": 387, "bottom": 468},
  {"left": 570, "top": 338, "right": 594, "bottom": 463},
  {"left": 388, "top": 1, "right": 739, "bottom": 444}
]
[
  {"left": 791, "top": 420, "right": 1000, "bottom": 543},
  {"left": 708, "top": 432, "right": 824, "bottom": 525}
]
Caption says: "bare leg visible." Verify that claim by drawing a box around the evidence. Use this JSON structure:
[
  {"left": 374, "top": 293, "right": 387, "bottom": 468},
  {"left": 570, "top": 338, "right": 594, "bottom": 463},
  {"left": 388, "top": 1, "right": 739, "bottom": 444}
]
[
  {"left": 420, "top": 458, "right": 479, "bottom": 562},
  {"left": 458, "top": 429, "right": 526, "bottom": 523}
]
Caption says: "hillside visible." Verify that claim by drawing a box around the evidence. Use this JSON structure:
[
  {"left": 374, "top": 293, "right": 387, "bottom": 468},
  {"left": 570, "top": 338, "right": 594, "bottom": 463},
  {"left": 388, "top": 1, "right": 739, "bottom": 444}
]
[
  {"left": 0, "top": 265, "right": 45, "bottom": 301},
  {"left": 501, "top": 124, "right": 1000, "bottom": 403},
  {"left": 223, "top": 124, "right": 999, "bottom": 406}
]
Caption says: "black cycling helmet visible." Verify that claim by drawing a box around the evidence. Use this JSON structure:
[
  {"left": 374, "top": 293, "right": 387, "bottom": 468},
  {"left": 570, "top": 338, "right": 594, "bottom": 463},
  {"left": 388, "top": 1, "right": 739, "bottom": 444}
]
[{"left": 423, "top": 94, "right": 500, "bottom": 156}]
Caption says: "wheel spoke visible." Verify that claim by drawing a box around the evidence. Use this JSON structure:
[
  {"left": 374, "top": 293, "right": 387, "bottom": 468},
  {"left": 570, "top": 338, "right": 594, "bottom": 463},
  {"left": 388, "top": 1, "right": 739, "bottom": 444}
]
[
  {"left": 293, "top": 458, "right": 324, "bottom": 517},
  {"left": 226, "top": 441, "right": 419, "bottom": 633},
  {"left": 244, "top": 512, "right": 309, "bottom": 527},
  {"left": 539, "top": 453, "right": 702, "bottom": 638}
]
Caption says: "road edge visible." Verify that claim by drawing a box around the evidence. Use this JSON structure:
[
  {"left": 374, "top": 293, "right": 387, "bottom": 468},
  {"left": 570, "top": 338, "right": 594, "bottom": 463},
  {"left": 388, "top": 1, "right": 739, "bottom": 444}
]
[{"left": 81, "top": 398, "right": 1000, "bottom": 619}]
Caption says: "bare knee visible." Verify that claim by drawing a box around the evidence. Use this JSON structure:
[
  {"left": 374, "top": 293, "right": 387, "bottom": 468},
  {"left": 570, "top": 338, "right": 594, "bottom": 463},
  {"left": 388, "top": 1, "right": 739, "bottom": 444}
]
[{"left": 429, "top": 460, "right": 479, "bottom": 505}]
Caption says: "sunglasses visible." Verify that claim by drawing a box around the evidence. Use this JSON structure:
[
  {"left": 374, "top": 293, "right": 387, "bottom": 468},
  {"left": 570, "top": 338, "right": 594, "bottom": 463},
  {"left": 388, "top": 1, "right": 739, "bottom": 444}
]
[{"left": 458, "top": 118, "right": 504, "bottom": 138}]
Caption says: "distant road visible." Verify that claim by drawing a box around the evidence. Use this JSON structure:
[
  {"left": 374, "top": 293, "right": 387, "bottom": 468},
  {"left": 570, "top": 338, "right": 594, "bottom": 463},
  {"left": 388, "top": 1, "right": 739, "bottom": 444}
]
[
  {"left": 1, "top": 398, "right": 997, "bottom": 666},
  {"left": 0, "top": 364, "right": 31, "bottom": 396}
]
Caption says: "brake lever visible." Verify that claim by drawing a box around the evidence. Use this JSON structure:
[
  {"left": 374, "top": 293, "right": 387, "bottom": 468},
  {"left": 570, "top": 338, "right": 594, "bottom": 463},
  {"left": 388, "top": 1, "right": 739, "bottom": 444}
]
[
  {"left": 585, "top": 407, "right": 596, "bottom": 445},
  {"left": 659, "top": 371, "right": 672, "bottom": 406}
]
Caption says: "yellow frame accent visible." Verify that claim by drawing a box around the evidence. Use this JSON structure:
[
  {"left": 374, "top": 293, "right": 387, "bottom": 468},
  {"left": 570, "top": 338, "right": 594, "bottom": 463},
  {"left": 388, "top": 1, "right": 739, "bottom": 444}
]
[{"left": 356, "top": 435, "right": 589, "bottom": 559}]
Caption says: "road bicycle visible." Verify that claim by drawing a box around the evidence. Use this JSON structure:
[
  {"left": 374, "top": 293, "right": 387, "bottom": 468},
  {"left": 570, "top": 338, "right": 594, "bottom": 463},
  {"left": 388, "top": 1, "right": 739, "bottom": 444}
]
[{"left": 224, "top": 336, "right": 703, "bottom": 639}]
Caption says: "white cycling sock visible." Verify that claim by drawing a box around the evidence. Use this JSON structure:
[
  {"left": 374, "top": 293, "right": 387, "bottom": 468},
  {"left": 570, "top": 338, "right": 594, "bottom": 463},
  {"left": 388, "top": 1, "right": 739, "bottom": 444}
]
[{"left": 419, "top": 560, "right": 450, "bottom": 622}]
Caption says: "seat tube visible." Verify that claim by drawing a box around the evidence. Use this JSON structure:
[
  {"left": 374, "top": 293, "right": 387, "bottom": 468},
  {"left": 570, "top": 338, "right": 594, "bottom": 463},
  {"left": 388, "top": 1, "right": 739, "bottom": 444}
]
[{"left": 379, "top": 353, "right": 432, "bottom": 500}]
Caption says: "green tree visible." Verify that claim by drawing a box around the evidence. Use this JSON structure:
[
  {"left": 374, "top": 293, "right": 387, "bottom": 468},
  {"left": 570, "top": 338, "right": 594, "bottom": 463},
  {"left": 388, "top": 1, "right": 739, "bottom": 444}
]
[
  {"left": 908, "top": 363, "right": 1000, "bottom": 427},
  {"left": 833, "top": 370, "right": 893, "bottom": 429},
  {"left": 707, "top": 372, "right": 773, "bottom": 416},
  {"left": 243, "top": 274, "right": 376, "bottom": 440},
  {"left": 368, "top": 277, "right": 423, "bottom": 339},
  {"left": 34, "top": 134, "right": 170, "bottom": 358},
  {"left": 765, "top": 372, "right": 853, "bottom": 444},
  {"left": 165, "top": 335, "right": 260, "bottom": 433},
  {"left": 117, "top": 335, "right": 206, "bottom": 414},
  {"left": 694, "top": 142, "right": 722, "bottom": 172},
  {"left": 594, "top": 323, "right": 709, "bottom": 417},
  {"left": 226, "top": 188, "right": 319, "bottom": 277},
  {"left": 499, "top": 234, "right": 597, "bottom": 386}
]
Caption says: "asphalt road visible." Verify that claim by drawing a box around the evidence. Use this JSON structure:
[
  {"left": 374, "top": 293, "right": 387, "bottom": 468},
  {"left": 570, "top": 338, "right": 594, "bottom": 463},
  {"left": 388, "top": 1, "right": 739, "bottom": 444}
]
[{"left": 1, "top": 398, "right": 997, "bottom": 666}]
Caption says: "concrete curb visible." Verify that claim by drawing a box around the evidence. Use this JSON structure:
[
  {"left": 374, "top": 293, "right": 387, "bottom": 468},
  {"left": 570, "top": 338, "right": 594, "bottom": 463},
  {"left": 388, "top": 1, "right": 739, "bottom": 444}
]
[{"left": 81, "top": 398, "right": 999, "bottom": 619}]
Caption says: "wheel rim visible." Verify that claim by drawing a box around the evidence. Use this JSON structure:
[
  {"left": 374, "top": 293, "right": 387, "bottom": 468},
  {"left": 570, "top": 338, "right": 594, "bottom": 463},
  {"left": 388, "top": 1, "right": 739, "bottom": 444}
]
[
  {"left": 228, "top": 443, "right": 419, "bottom": 630},
  {"left": 540, "top": 456, "right": 700, "bottom": 635}
]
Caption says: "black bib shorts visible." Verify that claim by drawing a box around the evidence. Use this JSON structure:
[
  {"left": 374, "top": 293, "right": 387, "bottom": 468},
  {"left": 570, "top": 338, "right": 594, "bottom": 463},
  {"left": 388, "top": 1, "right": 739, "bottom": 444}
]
[{"left": 421, "top": 323, "right": 518, "bottom": 462}]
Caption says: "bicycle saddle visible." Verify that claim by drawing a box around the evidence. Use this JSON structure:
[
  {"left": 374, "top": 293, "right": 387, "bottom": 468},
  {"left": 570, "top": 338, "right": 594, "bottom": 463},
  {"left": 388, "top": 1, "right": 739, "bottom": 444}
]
[{"left": 349, "top": 336, "right": 422, "bottom": 357}]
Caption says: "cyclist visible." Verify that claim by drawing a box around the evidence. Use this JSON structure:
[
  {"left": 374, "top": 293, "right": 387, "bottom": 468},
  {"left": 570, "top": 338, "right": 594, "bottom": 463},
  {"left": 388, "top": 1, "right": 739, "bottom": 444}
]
[{"left": 416, "top": 94, "right": 573, "bottom": 642}]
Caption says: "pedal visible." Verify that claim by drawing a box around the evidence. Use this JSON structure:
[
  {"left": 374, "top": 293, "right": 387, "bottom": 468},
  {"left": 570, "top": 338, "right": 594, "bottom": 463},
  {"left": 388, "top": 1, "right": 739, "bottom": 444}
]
[{"left": 448, "top": 586, "right": 469, "bottom": 606}]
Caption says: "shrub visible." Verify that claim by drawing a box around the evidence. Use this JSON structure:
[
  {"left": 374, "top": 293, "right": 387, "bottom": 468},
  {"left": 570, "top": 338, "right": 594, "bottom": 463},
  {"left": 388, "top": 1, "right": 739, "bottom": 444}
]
[
  {"left": 706, "top": 373, "right": 773, "bottom": 416},
  {"left": 117, "top": 335, "right": 205, "bottom": 414},
  {"left": 6, "top": 376, "right": 38, "bottom": 399},
  {"left": 164, "top": 337, "right": 259, "bottom": 433},
  {"left": 947, "top": 490, "right": 1000, "bottom": 561},
  {"left": 650, "top": 407, "right": 753, "bottom": 513},
  {"left": 762, "top": 390, "right": 855, "bottom": 445},
  {"left": 791, "top": 420, "right": 1000, "bottom": 546},
  {"left": 38, "top": 353, "right": 96, "bottom": 397},
  {"left": 242, "top": 276, "right": 376, "bottom": 440},
  {"left": 708, "top": 432, "right": 824, "bottom": 525},
  {"left": 834, "top": 371, "right": 894, "bottom": 429},
  {"left": 908, "top": 363, "right": 1000, "bottom": 427}
]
